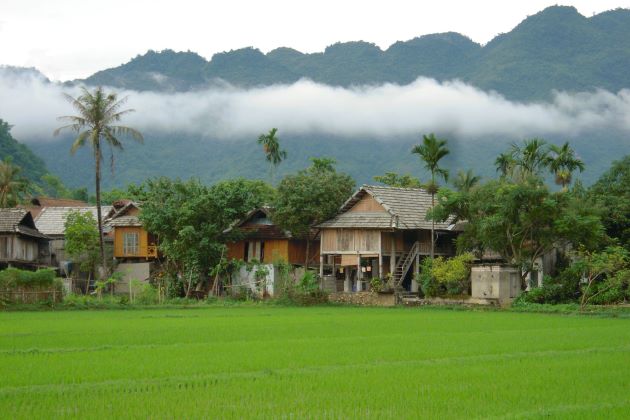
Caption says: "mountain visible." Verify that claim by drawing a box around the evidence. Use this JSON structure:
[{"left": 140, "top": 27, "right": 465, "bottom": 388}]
[
  {"left": 0, "top": 119, "right": 48, "bottom": 183},
  {"left": 7, "top": 6, "right": 630, "bottom": 191},
  {"left": 75, "top": 6, "right": 630, "bottom": 101}
]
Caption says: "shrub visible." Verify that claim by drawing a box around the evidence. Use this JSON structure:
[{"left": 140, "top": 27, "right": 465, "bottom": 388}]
[
  {"left": 370, "top": 277, "right": 383, "bottom": 293},
  {"left": 0, "top": 268, "right": 62, "bottom": 305},
  {"left": 420, "top": 254, "right": 474, "bottom": 298}
]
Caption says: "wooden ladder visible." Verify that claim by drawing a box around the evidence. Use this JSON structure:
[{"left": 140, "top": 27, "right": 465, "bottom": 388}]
[{"left": 393, "top": 241, "right": 420, "bottom": 290}]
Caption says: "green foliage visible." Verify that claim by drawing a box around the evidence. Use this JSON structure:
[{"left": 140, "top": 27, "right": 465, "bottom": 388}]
[
  {"left": 63, "top": 210, "right": 100, "bottom": 275},
  {"left": 0, "top": 268, "right": 57, "bottom": 289},
  {"left": 369, "top": 277, "right": 383, "bottom": 293},
  {"left": 0, "top": 119, "right": 48, "bottom": 184},
  {"left": 420, "top": 254, "right": 474, "bottom": 297},
  {"left": 0, "top": 157, "right": 30, "bottom": 206},
  {"left": 574, "top": 246, "right": 630, "bottom": 308},
  {"left": 139, "top": 177, "right": 273, "bottom": 296},
  {"left": 434, "top": 176, "right": 604, "bottom": 285},
  {"left": 274, "top": 158, "right": 354, "bottom": 257},
  {"left": 0, "top": 268, "right": 62, "bottom": 306},
  {"left": 589, "top": 155, "right": 630, "bottom": 249},
  {"left": 373, "top": 172, "right": 422, "bottom": 188}
]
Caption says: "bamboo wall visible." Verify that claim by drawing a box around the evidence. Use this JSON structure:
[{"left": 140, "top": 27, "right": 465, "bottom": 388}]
[
  {"left": 321, "top": 229, "right": 380, "bottom": 253},
  {"left": 0, "top": 235, "right": 38, "bottom": 262}
]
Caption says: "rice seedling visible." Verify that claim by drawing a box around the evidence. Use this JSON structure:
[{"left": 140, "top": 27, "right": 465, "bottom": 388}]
[{"left": 0, "top": 307, "right": 629, "bottom": 418}]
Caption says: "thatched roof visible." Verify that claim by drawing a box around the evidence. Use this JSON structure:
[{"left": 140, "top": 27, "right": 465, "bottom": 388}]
[{"left": 318, "top": 185, "right": 456, "bottom": 230}]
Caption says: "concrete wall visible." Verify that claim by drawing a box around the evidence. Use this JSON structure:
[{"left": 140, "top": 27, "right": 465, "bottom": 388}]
[
  {"left": 232, "top": 264, "right": 276, "bottom": 296},
  {"left": 471, "top": 265, "right": 521, "bottom": 305},
  {"left": 114, "top": 262, "right": 152, "bottom": 294}
]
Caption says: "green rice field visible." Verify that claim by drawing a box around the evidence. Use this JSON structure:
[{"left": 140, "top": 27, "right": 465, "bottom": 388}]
[{"left": 1, "top": 306, "right": 629, "bottom": 418}]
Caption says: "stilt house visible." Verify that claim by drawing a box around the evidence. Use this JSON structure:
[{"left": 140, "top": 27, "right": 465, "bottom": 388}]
[{"left": 318, "top": 185, "right": 459, "bottom": 293}]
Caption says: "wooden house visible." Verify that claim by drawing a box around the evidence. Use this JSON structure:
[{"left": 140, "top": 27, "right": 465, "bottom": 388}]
[
  {"left": 225, "top": 207, "right": 319, "bottom": 266},
  {"left": 318, "top": 185, "right": 459, "bottom": 293},
  {"left": 34, "top": 206, "right": 112, "bottom": 269},
  {"left": 0, "top": 209, "right": 50, "bottom": 269},
  {"left": 105, "top": 201, "right": 158, "bottom": 261}
]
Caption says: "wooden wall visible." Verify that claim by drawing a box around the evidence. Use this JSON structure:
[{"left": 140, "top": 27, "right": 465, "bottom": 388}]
[
  {"left": 227, "top": 239, "right": 319, "bottom": 266},
  {"left": 114, "top": 227, "right": 157, "bottom": 258},
  {"left": 0, "top": 235, "right": 38, "bottom": 262},
  {"left": 321, "top": 229, "right": 380, "bottom": 253},
  {"left": 348, "top": 195, "right": 386, "bottom": 213}
]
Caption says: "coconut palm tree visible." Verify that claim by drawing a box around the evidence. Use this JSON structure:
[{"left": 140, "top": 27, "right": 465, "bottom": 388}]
[
  {"left": 411, "top": 133, "right": 449, "bottom": 259},
  {"left": 453, "top": 169, "right": 480, "bottom": 193},
  {"left": 508, "top": 138, "right": 550, "bottom": 180},
  {"left": 495, "top": 152, "right": 515, "bottom": 178},
  {"left": 55, "top": 87, "right": 143, "bottom": 276},
  {"left": 0, "top": 158, "right": 28, "bottom": 207},
  {"left": 257, "top": 128, "right": 287, "bottom": 184},
  {"left": 548, "top": 142, "right": 585, "bottom": 191}
]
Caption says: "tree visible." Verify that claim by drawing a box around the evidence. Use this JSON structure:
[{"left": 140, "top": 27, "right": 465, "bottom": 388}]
[
  {"left": 139, "top": 177, "right": 273, "bottom": 297},
  {"left": 548, "top": 142, "right": 584, "bottom": 191},
  {"left": 274, "top": 158, "right": 355, "bottom": 267},
  {"left": 0, "top": 158, "right": 29, "bottom": 207},
  {"left": 373, "top": 172, "right": 422, "bottom": 188},
  {"left": 495, "top": 152, "right": 516, "bottom": 178},
  {"left": 433, "top": 178, "right": 604, "bottom": 288},
  {"left": 453, "top": 169, "right": 480, "bottom": 193},
  {"left": 257, "top": 128, "right": 287, "bottom": 184},
  {"left": 589, "top": 155, "right": 630, "bottom": 249},
  {"left": 54, "top": 87, "right": 143, "bottom": 276},
  {"left": 573, "top": 246, "right": 629, "bottom": 310},
  {"left": 64, "top": 210, "right": 100, "bottom": 293},
  {"left": 411, "top": 133, "right": 449, "bottom": 259}
]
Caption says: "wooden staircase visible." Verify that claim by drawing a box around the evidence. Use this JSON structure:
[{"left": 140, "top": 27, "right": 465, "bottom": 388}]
[{"left": 392, "top": 241, "right": 420, "bottom": 291}]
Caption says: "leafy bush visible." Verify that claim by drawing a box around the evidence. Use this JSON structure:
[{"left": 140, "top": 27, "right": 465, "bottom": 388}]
[
  {"left": 0, "top": 268, "right": 57, "bottom": 288},
  {"left": 370, "top": 277, "right": 383, "bottom": 293},
  {"left": 420, "top": 254, "right": 474, "bottom": 298},
  {"left": 0, "top": 268, "right": 63, "bottom": 305}
]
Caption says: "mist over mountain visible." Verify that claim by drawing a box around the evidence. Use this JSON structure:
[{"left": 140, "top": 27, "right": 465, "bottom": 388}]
[{"left": 2, "top": 5, "right": 630, "bottom": 190}]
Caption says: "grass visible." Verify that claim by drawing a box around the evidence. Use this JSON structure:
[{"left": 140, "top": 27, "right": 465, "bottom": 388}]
[{"left": 1, "top": 306, "right": 629, "bottom": 418}]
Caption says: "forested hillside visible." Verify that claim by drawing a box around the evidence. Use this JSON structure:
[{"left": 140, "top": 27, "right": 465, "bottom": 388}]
[
  {"left": 0, "top": 119, "right": 48, "bottom": 183},
  {"left": 81, "top": 6, "right": 630, "bottom": 101},
  {"left": 5, "top": 5, "right": 630, "bottom": 190}
]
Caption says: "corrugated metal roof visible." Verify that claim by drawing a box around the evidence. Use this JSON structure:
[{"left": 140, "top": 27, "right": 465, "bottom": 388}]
[
  {"left": 319, "top": 185, "right": 455, "bottom": 230},
  {"left": 34, "top": 206, "right": 112, "bottom": 236}
]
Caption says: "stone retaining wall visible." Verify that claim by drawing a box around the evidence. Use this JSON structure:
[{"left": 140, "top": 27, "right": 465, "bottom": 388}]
[{"left": 329, "top": 292, "right": 396, "bottom": 307}]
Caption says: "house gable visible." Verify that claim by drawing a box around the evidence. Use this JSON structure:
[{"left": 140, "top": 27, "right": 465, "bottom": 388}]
[{"left": 348, "top": 195, "right": 387, "bottom": 213}]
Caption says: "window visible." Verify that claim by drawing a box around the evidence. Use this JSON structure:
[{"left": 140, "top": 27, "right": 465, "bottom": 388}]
[{"left": 123, "top": 232, "right": 139, "bottom": 255}]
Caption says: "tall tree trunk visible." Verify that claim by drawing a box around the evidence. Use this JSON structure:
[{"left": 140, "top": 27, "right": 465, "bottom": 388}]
[
  {"left": 430, "top": 192, "right": 435, "bottom": 260},
  {"left": 94, "top": 140, "right": 107, "bottom": 279}
]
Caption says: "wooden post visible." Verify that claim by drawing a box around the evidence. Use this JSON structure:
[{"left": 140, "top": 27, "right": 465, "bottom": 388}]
[
  {"left": 391, "top": 233, "right": 397, "bottom": 274},
  {"left": 319, "top": 255, "right": 324, "bottom": 278},
  {"left": 356, "top": 254, "right": 362, "bottom": 292},
  {"left": 344, "top": 266, "right": 351, "bottom": 292},
  {"left": 378, "top": 252, "right": 383, "bottom": 279},
  {"left": 411, "top": 253, "right": 420, "bottom": 293}
]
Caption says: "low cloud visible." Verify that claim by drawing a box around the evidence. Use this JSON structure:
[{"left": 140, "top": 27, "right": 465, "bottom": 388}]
[{"left": 1, "top": 69, "right": 630, "bottom": 142}]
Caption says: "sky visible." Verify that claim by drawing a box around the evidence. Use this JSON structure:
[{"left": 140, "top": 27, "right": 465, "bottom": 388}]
[{"left": 1, "top": 0, "right": 629, "bottom": 81}]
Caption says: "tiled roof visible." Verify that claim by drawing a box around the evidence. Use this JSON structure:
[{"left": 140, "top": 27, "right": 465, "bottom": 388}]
[
  {"left": 19, "top": 197, "right": 88, "bottom": 218},
  {"left": 34, "top": 206, "right": 112, "bottom": 236},
  {"left": 106, "top": 215, "right": 142, "bottom": 227},
  {"left": 0, "top": 208, "right": 48, "bottom": 239},
  {"left": 319, "top": 185, "right": 455, "bottom": 230}
]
